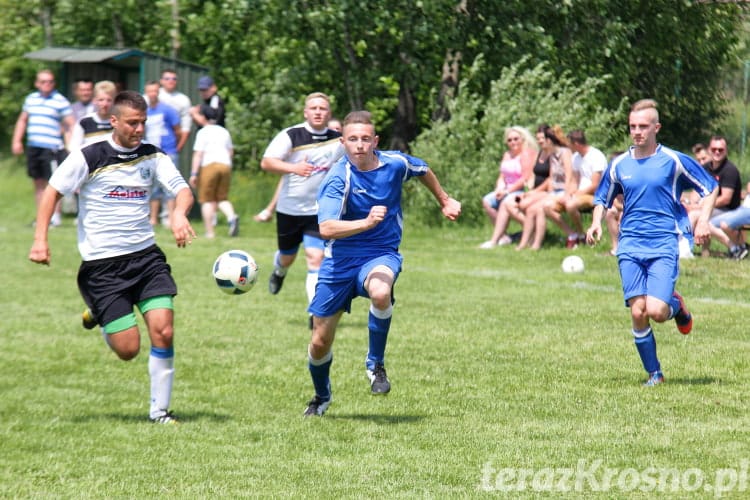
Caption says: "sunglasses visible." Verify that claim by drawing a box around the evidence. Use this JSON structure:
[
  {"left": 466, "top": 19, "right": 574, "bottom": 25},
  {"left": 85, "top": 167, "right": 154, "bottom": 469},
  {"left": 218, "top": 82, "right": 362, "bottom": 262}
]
[
  {"left": 710, "top": 148, "right": 725, "bottom": 153},
  {"left": 506, "top": 137, "right": 521, "bottom": 143},
  {"left": 161, "top": 76, "right": 177, "bottom": 81},
  {"left": 37, "top": 79, "right": 55, "bottom": 84}
]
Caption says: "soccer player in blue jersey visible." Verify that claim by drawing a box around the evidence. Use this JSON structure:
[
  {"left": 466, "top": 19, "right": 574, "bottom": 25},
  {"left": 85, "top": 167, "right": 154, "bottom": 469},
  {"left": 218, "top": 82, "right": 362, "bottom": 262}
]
[
  {"left": 586, "top": 99, "right": 718, "bottom": 386},
  {"left": 302, "top": 110, "right": 461, "bottom": 416}
]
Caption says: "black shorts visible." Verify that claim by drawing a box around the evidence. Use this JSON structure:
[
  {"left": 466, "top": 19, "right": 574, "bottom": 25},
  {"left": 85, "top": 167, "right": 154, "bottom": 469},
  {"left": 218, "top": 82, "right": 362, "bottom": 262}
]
[
  {"left": 276, "top": 212, "right": 321, "bottom": 252},
  {"left": 27, "top": 146, "right": 68, "bottom": 180},
  {"left": 77, "top": 245, "right": 177, "bottom": 326}
]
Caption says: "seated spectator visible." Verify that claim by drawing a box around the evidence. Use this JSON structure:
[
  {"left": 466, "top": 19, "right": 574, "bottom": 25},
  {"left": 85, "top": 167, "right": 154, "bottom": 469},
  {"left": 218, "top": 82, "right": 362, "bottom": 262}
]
[
  {"left": 516, "top": 125, "right": 574, "bottom": 251},
  {"left": 708, "top": 181, "right": 750, "bottom": 259},
  {"left": 688, "top": 135, "right": 742, "bottom": 256},
  {"left": 479, "top": 126, "right": 538, "bottom": 248},
  {"left": 544, "top": 129, "right": 607, "bottom": 249}
]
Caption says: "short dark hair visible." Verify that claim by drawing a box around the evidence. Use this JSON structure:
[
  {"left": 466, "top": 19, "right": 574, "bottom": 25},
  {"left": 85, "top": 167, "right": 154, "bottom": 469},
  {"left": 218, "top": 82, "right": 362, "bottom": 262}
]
[
  {"left": 343, "top": 110, "right": 373, "bottom": 128},
  {"left": 112, "top": 90, "right": 147, "bottom": 116},
  {"left": 567, "top": 129, "right": 587, "bottom": 146}
]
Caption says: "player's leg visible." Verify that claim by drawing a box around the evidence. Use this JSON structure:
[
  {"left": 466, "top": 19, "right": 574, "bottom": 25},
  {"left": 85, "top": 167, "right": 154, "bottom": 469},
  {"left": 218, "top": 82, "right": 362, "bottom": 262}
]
[
  {"left": 360, "top": 255, "right": 402, "bottom": 394},
  {"left": 141, "top": 298, "right": 178, "bottom": 423},
  {"left": 302, "top": 232, "right": 325, "bottom": 306},
  {"left": 644, "top": 254, "right": 691, "bottom": 334},
  {"left": 269, "top": 213, "right": 303, "bottom": 294},
  {"left": 621, "top": 256, "right": 663, "bottom": 385}
]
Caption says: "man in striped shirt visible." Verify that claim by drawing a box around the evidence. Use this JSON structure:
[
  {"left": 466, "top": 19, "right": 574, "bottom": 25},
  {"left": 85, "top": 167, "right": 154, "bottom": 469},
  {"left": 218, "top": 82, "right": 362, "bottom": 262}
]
[{"left": 12, "top": 69, "right": 76, "bottom": 226}]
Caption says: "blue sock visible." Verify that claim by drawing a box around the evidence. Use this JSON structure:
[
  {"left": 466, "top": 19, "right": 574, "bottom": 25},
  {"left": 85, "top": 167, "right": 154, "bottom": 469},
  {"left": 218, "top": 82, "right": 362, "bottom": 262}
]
[
  {"left": 633, "top": 328, "right": 660, "bottom": 374},
  {"left": 308, "top": 350, "right": 332, "bottom": 400},
  {"left": 366, "top": 304, "right": 392, "bottom": 371},
  {"left": 668, "top": 294, "right": 682, "bottom": 320}
]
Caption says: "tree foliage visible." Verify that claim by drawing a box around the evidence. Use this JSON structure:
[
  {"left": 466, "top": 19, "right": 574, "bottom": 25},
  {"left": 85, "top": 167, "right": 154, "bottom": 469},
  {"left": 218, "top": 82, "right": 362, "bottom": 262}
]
[{"left": 0, "top": 0, "right": 744, "bottom": 172}]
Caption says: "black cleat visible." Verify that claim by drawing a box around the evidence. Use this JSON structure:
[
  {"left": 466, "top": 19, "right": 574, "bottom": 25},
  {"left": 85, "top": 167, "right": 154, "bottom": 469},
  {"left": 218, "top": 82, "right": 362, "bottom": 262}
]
[
  {"left": 366, "top": 364, "right": 391, "bottom": 394},
  {"left": 303, "top": 395, "right": 331, "bottom": 417},
  {"left": 268, "top": 272, "right": 285, "bottom": 294}
]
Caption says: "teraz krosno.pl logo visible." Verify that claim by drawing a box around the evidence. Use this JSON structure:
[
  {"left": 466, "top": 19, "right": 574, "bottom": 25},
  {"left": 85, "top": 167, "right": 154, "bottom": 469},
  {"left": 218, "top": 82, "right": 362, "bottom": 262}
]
[{"left": 480, "top": 460, "right": 749, "bottom": 497}]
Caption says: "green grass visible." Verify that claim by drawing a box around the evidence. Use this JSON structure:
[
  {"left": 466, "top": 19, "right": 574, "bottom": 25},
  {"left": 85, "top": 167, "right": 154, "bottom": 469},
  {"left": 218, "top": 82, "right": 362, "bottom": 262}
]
[{"left": 2, "top": 158, "right": 750, "bottom": 498}]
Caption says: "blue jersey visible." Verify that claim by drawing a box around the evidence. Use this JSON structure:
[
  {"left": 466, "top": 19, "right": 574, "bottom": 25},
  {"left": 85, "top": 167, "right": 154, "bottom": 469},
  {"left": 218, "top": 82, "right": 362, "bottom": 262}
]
[
  {"left": 595, "top": 144, "right": 717, "bottom": 256},
  {"left": 317, "top": 150, "right": 428, "bottom": 259}
]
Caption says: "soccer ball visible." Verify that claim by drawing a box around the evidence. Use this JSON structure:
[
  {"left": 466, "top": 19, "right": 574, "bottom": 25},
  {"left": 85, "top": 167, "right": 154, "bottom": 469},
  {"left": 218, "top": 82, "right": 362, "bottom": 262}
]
[
  {"left": 561, "top": 255, "right": 585, "bottom": 274},
  {"left": 212, "top": 250, "right": 259, "bottom": 294}
]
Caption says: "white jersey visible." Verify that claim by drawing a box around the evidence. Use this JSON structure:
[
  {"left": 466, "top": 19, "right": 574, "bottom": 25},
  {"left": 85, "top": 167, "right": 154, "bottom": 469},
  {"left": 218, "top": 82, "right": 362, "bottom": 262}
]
[
  {"left": 193, "top": 124, "right": 233, "bottom": 167},
  {"left": 262, "top": 122, "right": 344, "bottom": 216},
  {"left": 49, "top": 137, "right": 189, "bottom": 261}
]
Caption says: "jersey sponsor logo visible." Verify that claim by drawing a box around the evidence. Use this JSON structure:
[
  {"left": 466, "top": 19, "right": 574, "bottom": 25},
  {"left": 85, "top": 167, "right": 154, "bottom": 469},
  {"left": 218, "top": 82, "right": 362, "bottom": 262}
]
[
  {"left": 117, "top": 153, "right": 139, "bottom": 160},
  {"left": 104, "top": 185, "right": 148, "bottom": 200},
  {"left": 353, "top": 188, "right": 368, "bottom": 194}
]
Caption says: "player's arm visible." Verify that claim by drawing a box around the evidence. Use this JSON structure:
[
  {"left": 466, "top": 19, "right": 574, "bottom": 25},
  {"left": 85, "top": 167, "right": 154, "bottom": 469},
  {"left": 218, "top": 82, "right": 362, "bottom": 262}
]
[
  {"left": 319, "top": 207, "right": 387, "bottom": 240},
  {"left": 417, "top": 169, "right": 461, "bottom": 221},
  {"left": 171, "top": 187, "right": 196, "bottom": 247},
  {"left": 694, "top": 186, "right": 719, "bottom": 245},
  {"left": 29, "top": 186, "right": 63, "bottom": 265},
  {"left": 260, "top": 156, "right": 314, "bottom": 177}
]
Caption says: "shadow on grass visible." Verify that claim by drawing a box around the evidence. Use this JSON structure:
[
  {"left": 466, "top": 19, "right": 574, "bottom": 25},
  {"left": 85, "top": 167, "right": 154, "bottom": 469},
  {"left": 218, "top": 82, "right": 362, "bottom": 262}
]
[
  {"left": 665, "top": 376, "right": 721, "bottom": 386},
  {"left": 325, "top": 413, "right": 423, "bottom": 424},
  {"left": 69, "top": 411, "right": 232, "bottom": 424}
]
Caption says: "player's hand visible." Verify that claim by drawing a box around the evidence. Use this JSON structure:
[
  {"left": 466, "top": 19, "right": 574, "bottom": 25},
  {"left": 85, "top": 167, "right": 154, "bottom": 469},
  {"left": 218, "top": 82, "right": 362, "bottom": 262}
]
[
  {"left": 293, "top": 156, "right": 316, "bottom": 177},
  {"left": 694, "top": 220, "right": 710, "bottom": 246},
  {"left": 171, "top": 215, "right": 197, "bottom": 248},
  {"left": 367, "top": 205, "right": 387, "bottom": 228},
  {"left": 442, "top": 197, "right": 461, "bottom": 221},
  {"left": 586, "top": 224, "right": 601, "bottom": 245},
  {"left": 29, "top": 240, "right": 50, "bottom": 265}
]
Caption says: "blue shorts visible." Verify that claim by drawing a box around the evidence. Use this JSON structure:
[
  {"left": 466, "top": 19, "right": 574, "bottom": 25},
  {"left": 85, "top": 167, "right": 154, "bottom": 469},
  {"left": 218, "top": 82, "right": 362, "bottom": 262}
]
[
  {"left": 710, "top": 207, "right": 750, "bottom": 231},
  {"left": 482, "top": 190, "right": 523, "bottom": 210},
  {"left": 618, "top": 252, "right": 678, "bottom": 306},
  {"left": 309, "top": 252, "right": 403, "bottom": 317}
]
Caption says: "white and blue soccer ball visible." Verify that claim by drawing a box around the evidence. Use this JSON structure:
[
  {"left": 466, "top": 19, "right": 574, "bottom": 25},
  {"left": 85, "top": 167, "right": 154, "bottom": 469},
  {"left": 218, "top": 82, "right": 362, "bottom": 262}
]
[
  {"left": 213, "top": 250, "right": 259, "bottom": 294},
  {"left": 561, "top": 255, "right": 585, "bottom": 274}
]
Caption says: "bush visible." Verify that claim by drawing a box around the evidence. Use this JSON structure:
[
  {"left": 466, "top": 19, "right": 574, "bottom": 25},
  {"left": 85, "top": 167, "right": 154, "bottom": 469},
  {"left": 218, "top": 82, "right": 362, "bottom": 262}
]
[{"left": 407, "top": 56, "right": 627, "bottom": 227}]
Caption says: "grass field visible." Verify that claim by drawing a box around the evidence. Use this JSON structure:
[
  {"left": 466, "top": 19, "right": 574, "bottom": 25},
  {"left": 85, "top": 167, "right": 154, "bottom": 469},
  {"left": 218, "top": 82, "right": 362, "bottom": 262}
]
[{"left": 2, "top": 159, "right": 750, "bottom": 498}]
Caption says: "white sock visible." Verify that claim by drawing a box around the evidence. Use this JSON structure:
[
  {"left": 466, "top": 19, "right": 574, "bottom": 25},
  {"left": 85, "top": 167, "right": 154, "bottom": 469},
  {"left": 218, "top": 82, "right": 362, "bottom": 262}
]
[
  {"left": 273, "top": 251, "right": 288, "bottom": 277},
  {"left": 306, "top": 271, "right": 318, "bottom": 303},
  {"left": 149, "top": 347, "right": 174, "bottom": 419},
  {"left": 218, "top": 200, "right": 236, "bottom": 221}
]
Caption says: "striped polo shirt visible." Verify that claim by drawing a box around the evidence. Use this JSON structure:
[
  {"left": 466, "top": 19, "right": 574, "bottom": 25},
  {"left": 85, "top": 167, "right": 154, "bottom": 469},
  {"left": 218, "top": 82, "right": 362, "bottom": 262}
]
[{"left": 22, "top": 90, "right": 72, "bottom": 150}]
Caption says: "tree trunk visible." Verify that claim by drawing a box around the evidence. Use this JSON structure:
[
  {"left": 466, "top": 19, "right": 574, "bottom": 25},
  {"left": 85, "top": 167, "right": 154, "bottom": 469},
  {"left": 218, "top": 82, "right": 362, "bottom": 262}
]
[{"left": 432, "top": 49, "right": 461, "bottom": 122}]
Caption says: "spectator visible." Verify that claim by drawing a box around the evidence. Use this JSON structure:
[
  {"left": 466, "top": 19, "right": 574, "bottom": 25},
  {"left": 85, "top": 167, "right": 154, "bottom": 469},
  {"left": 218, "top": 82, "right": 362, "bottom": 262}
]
[
  {"left": 158, "top": 69, "right": 192, "bottom": 154},
  {"left": 12, "top": 69, "right": 76, "bottom": 227},
  {"left": 479, "top": 126, "right": 537, "bottom": 248},
  {"left": 144, "top": 80, "right": 182, "bottom": 227},
  {"left": 189, "top": 105, "right": 239, "bottom": 238},
  {"left": 544, "top": 129, "right": 607, "bottom": 249},
  {"left": 190, "top": 75, "right": 226, "bottom": 128},
  {"left": 707, "top": 181, "right": 750, "bottom": 259},
  {"left": 692, "top": 143, "right": 710, "bottom": 166},
  {"left": 70, "top": 78, "right": 95, "bottom": 122},
  {"left": 688, "top": 135, "right": 742, "bottom": 256},
  {"left": 69, "top": 80, "right": 117, "bottom": 149},
  {"left": 515, "top": 125, "right": 574, "bottom": 250}
]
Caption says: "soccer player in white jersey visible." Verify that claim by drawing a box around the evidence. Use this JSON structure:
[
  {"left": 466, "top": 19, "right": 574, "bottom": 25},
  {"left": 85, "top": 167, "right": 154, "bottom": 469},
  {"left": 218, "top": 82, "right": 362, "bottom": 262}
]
[
  {"left": 302, "top": 110, "right": 461, "bottom": 417},
  {"left": 29, "top": 91, "right": 196, "bottom": 424},
  {"left": 260, "top": 92, "right": 345, "bottom": 328},
  {"left": 586, "top": 99, "right": 718, "bottom": 387}
]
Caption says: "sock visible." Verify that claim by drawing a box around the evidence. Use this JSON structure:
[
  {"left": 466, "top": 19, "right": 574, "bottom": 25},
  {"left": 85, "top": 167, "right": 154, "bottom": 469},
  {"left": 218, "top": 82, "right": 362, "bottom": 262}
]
[
  {"left": 632, "top": 327, "right": 660, "bottom": 374},
  {"left": 308, "top": 349, "right": 332, "bottom": 400},
  {"left": 667, "top": 294, "right": 683, "bottom": 320},
  {"left": 366, "top": 304, "right": 393, "bottom": 371},
  {"left": 305, "top": 271, "right": 318, "bottom": 304},
  {"left": 149, "top": 346, "right": 175, "bottom": 419},
  {"left": 218, "top": 200, "right": 236, "bottom": 221},
  {"left": 273, "top": 250, "right": 288, "bottom": 277}
]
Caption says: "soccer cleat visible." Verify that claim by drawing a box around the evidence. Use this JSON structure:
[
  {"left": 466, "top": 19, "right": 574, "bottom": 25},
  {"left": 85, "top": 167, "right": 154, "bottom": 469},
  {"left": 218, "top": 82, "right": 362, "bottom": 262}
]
[
  {"left": 303, "top": 395, "right": 331, "bottom": 417},
  {"left": 150, "top": 410, "right": 179, "bottom": 424},
  {"left": 228, "top": 216, "right": 240, "bottom": 237},
  {"left": 268, "top": 272, "right": 285, "bottom": 294},
  {"left": 673, "top": 291, "right": 693, "bottom": 335},
  {"left": 643, "top": 371, "right": 665, "bottom": 387},
  {"left": 82, "top": 309, "right": 98, "bottom": 330},
  {"left": 366, "top": 364, "right": 391, "bottom": 394}
]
